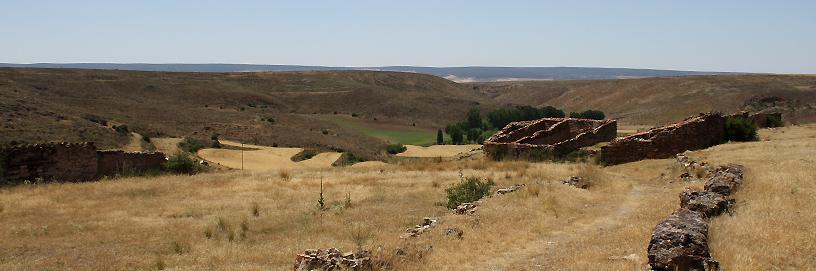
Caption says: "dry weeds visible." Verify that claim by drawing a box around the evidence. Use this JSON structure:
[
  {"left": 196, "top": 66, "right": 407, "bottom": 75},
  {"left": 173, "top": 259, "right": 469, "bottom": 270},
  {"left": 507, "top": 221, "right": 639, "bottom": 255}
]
[{"left": 0, "top": 126, "right": 814, "bottom": 270}]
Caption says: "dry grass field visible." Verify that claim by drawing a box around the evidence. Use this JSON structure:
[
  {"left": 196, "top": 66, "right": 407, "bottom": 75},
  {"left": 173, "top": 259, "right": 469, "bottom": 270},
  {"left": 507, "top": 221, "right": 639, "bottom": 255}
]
[
  {"left": 0, "top": 125, "right": 814, "bottom": 270},
  {"left": 197, "top": 140, "right": 342, "bottom": 171},
  {"left": 396, "top": 144, "right": 482, "bottom": 158}
]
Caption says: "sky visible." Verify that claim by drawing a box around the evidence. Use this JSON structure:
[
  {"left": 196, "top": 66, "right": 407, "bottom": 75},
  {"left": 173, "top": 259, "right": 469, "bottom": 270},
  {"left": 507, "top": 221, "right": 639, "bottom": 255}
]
[{"left": 1, "top": 1, "right": 814, "bottom": 73}]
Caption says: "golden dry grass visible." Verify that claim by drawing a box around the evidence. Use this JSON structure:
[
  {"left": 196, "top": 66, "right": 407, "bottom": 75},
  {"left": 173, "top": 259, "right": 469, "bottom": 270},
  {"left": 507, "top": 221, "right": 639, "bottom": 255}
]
[
  {"left": 0, "top": 125, "right": 814, "bottom": 270},
  {"left": 396, "top": 144, "right": 483, "bottom": 158},
  {"left": 197, "top": 140, "right": 342, "bottom": 171}
]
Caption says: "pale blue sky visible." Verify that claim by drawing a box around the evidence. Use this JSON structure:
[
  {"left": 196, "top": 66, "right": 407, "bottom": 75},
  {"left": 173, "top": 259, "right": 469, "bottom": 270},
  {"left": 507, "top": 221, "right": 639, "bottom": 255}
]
[{"left": 1, "top": 1, "right": 814, "bottom": 73}]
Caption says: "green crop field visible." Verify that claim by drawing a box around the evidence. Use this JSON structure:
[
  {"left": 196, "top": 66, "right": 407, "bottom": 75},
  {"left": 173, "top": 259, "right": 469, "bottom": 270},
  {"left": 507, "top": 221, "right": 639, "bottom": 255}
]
[{"left": 316, "top": 115, "right": 440, "bottom": 145}]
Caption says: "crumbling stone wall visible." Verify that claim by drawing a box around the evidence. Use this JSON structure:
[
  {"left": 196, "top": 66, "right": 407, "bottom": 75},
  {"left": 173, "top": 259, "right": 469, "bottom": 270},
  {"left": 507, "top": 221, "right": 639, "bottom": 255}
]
[
  {"left": 483, "top": 118, "right": 617, "bottom": 160},
  {"left": 647, "top": 164, "right": 744, "bottom": 271},
  {"left": 97, "top": 150, "right": 166, "bottom": 177},
  {"left": 0, "top": 142, "right": 98, "bottom": 185},
  {"left": 0, "top": 142, "right": 166, "bottom": 185},
  {"left": 600, "top": 113, "right": 726, "bottom": 165}
]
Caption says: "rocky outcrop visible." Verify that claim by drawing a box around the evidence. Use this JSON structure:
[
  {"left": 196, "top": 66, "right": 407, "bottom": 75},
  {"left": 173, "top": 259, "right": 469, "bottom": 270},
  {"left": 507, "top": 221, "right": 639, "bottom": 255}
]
[
  {"left": 483, "top": 118, "right": 616, "bottom": 161},
  {"left": 647, "top": 163, "right": 745, "bottom": 271},
  {"left": 563, "top": 176, "right": 590, "bottom": 189},
  {"left": 601, "top": 113, "right": 726, "bottom": 165},
  {"left": 294, "top": 248, "right": 371, "bottom": 271}
]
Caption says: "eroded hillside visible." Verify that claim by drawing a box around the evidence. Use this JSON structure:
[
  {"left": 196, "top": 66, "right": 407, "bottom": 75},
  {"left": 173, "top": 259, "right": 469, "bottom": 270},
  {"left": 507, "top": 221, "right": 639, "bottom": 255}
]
[{"left": 471, "top": 75, "right": 816, "bottom": 125}]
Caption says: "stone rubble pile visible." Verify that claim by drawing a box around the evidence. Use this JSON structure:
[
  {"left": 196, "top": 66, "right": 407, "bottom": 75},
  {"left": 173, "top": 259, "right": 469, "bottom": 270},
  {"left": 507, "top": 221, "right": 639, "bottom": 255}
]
[
  {"left": 563, "top": 176, "right": 590, "bottom": 189},
  {"left": 454, "top": 201, "right": 481, "bottom": 215},
  {"left": 294, "top": 248, "right": 371, "bottom": 271},
  {"left": 647, "top": 164, "right": 745, "bottom": 271},
  {"left": 676, "top": 153, "right": 712, "bottom": 181},
  {"left": 496, "top": 184, "right": 525, "bottom": 194},
  {"left": 399, "top": 217, "right": 438, "bottom": 239}
]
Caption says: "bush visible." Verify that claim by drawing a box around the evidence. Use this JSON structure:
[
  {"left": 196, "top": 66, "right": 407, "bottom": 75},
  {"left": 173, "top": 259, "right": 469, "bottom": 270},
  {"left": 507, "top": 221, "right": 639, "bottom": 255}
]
[
  {"left": 141, "top": 134, "right": 151, "bottom": 143},
  {"left": 569, "top": 110, "right": 605, "bottom": 120},
  {"left": 445, "top": 176, "right": 494, "bottom": 209},
  {"left": 725, "top": 117, "right": 758, "bottom": 141},
  {"left": 386, "top": 143, "right": 407, "bottom": 155},
  {"left": 436, "top": 129, "right": 444, "bottom": 145},
  {"left": 291, "top": 149, "right": 318, "bottom": 161},
  {"left": 113, "top": 124, "right": 129, "bottom": 134},
  {"left": 766, "top": 114, "right": 784, "bottom": 128},
  {"left": 164, "top": 152, "right": 202, "bottom": 174},
  {"left": 178, "top": 137, "right": 206, "bottom": 153}
]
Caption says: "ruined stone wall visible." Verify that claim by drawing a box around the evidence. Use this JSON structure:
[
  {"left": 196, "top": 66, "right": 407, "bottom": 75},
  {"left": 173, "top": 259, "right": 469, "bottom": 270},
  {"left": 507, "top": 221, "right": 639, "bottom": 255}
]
[
  {"left": 484, "top": 118, "right": 617, "bottom": 160},
  {"left": 97, "top": 150, "right": 166, "bottom": 177},
  {"left": 0, "top": 142, "right": 98, "bottom": 185},
  {"left": 0, "top": 142, "right": 167, "bottom": 185},
  {"left": 552, "top": 120, "right": 617, "bottom": 155},
  {"left": 600, "top": 113, "right": 726, "bottom": 165}
]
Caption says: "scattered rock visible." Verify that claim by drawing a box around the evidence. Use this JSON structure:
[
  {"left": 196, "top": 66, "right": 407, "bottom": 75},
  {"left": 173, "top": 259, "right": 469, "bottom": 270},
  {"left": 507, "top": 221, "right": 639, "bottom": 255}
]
[
  {"left": 400, "top": 217, "right": 438, "bottom": 239},
  {"left": 679, "top": 188, "right": 734, "bottom": 217},
  {"left": 647, "top": 208, "right": 718, "bottom": 271},
  {"left": 563, "top": 176, "right": 590, "bottom": 189},
  {"left": 496, "top": 184, "right": 525, "bottom": 194},
  {"left": 704, "top": 164, "right": 744, "bottom": 196},
  {"left": 294, "top": 248, "right": 371, "bottom": 271},
  {"left": 454, "top": 201, "right": 481, "bottom": 215},
  {"left": 443, "top": 227, "right": 464, "bottom": 239}
]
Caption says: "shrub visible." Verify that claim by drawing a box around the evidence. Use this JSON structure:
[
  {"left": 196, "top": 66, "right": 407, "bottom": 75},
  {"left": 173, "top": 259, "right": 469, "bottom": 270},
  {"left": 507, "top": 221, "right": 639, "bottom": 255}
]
[
  {"left": 164, "top": 152, "right": 202, "bottom": 174},
  {"left": 141, "top": 134, "right": 151, "bottom": 143},
  {"left": 332, "top": 152, "right": 366, "bottom": 166},
  {"left": 766, "top": 114, "right": 784, "bottom": 128},
  {"left": 386, "top": 143, "right": 407, "bottom": 155},
  {"left": 569, "top": 110, "right": 605, "bottom": 120},
  {"left": 725, "top": 117, "right": 758, "bottom": 141},
  {"left": 436, "top": 129, "right": 444, "bottom": 145},
  {"left": 178, "top": 137, "right": 206, "bottom": 153},
  {"left": 113, "top": 124, "right": 129, "bottom": 134},
  {"left": 291, "top": 149, "right": 318, "bottom": 161},
  {"left": 445, "top": 175, "right": 494, "bottom": 209},
  {"left": 81, "top": 113, "right": 108, "bottom": 126}
]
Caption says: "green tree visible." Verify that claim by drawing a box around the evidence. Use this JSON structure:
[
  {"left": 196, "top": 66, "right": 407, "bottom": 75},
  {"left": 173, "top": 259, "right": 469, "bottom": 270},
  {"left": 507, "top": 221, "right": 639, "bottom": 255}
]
[
  {"left": 466, "top": 108, "right": 482, "bottom": 129},
  {"left": 466, "top": 128, "right": 481, "bottom": 143},
  {"left": 725, "top": 117, "right": 758, "bottom": 141},
  {"left": 436, "top": 129, "right": 444, "bottom": 145},
  {"left": 450, "top": 126, "right": 465, "bottom": 145}
]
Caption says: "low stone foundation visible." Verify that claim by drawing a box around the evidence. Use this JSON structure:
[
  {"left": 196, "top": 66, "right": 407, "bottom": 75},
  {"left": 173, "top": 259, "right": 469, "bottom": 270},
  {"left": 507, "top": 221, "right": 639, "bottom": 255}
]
[
  {"left": 0, "top": 142, "right": 166, "bottom": 185},
  {"left": 601, "top": 113, "right": 726, "bottom": 165},
  {"left": 483, "top": 118, "right": 617, "bottom": 160}
]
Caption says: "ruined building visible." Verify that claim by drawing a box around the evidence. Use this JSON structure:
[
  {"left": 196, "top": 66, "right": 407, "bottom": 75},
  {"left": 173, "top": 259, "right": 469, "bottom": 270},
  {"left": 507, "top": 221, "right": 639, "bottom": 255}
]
[
  {"left": 0, "top": 142, "right": 166, "bottom": 185},
  {"left": 600, "top": 113, "right": 726, "bottom": 165},
  {"left": 483, "top": 118, "right": 617, "bottom": 160}
]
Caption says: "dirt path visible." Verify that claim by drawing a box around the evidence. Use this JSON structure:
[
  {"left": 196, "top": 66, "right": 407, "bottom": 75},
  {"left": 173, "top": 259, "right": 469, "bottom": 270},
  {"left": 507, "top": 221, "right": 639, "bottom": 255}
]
[
  {"left": 122, "top": 132, "right": 144, "bottom": 152},
  {"left": 479, "top": 182, "right": 654, "bottom": 270}
]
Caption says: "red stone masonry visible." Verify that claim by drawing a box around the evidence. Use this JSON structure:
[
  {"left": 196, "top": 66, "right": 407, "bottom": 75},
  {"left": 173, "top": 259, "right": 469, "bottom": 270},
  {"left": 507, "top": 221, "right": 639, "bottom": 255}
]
[
  {"left": 600, "top": 113, "right": 726, "bottom": 165},
  {"left": 483, "top": 118, "right": 617, "bottom": 160}
]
